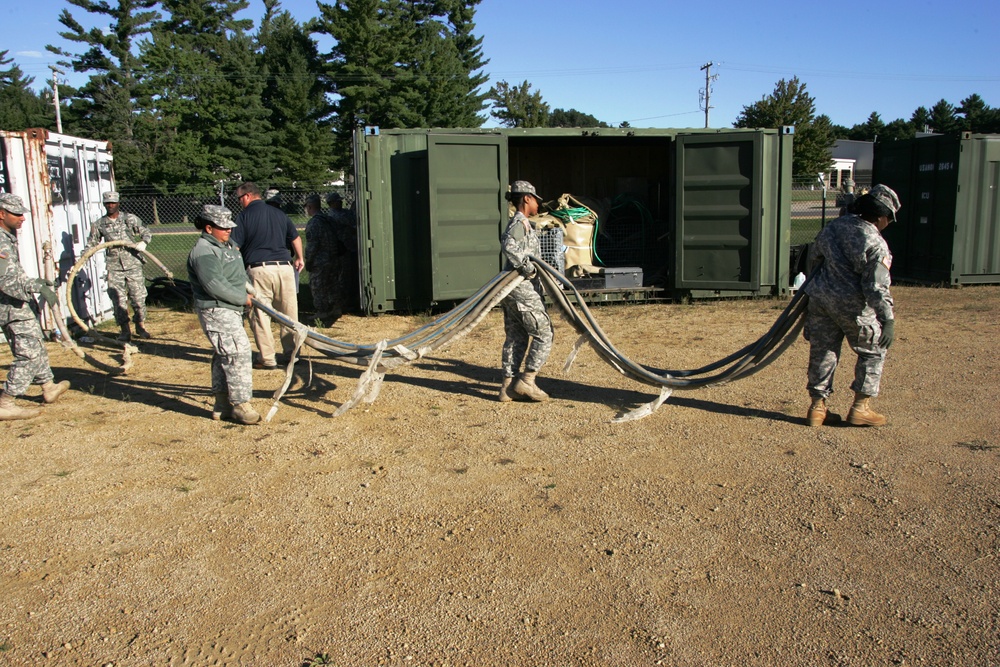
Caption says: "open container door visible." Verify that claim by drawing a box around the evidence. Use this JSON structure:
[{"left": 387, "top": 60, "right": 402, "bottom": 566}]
[
  {"left": 426, "top": 133, "right": 507, "bottom": 302},
  {"left": 673, "top": 132, "right": 763, "bottom": 294}
]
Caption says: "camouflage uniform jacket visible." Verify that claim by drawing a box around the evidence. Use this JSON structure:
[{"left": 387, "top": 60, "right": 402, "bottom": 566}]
[
  {"left": 804, "top": 213, "right": 894, "bottom": 325},
  {"left": 0, "top": 227, "right": 39, "bottom": 325},
  {"left": 187, "top": 232, "right": 249, "bottom": 313},
  {"left": 85, "top": 212, "right": 151, "bottom": 271},
  {"left": 304, "top": 212, "right": 342, "bottom": 272},
  {"left": 502, "top": 211, "right": 543, "bottom": 293}
]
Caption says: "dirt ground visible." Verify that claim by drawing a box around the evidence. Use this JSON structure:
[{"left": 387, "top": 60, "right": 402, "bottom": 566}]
[{"left": 1, "top": 284, "right": 998, "bottom": 666}]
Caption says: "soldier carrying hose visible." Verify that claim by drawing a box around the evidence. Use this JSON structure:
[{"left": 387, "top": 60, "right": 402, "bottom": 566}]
[
  {"left": 803, "top": 184, "right": 901, "bottom": 427},
  {"left": 498, "top": 180, "right": 554, "bottom": 403}
]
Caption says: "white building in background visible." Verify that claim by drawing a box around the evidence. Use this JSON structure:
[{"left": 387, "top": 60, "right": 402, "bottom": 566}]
[{"left": 831, "top": 139, "right": 874, "bottom": 186}]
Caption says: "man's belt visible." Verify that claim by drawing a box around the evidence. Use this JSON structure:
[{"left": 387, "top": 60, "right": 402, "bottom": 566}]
[{"left": 248, "top": 260, "right": 292, "bottom": 269}]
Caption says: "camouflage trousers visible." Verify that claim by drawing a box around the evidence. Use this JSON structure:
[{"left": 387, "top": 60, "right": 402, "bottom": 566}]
[
  {"left": 804, "top": 299, "right": 887, "bottom": 399},
  {"left": 309, "top": 268, "right": 346, "bottom": 322},
  {"left": 106, "top": 267, "right": 147, "bottom": 327},
  {"left": 2, "top": 316, "right": 54, "bottom": 396},
  {"left": 197, "top": 307, "right": 254, "bottom": 405},
  {"left": 501, "top": 282, "right": 553, "bottom": 377}
]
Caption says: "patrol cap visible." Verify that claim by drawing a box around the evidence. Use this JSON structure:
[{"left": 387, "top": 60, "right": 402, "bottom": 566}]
[
  {"left": 869, "top": 184, "right": 901, "bottom": 222},
  {"left": 198, "top": 204, "right": 236, "bottom": 229},
  {"left": 508, "top": 180, "right": 543, "bottom": 203},
  {"left": 0, "top": 192, "right": 28, "bottom": 215},
  {"left": 102, "top": 191, "right": 121, "bottom": 203},
  {"left": 325, "top": 192, "right": 343, "bottom": 205}
]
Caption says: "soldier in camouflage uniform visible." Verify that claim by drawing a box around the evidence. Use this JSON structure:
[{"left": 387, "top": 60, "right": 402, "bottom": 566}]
[
  {"left": 187, "top": 204, "right": 260, "bottom": 425},
  {"left": 803, "top": 184, "right": 901, "bottom": 428},
  {"left": 84, "top": 191, "right": 153, "bottom": 342},
  {"left": 498, "top": 180, "right": 554, "bottom": 402},
  {"left": 0, "top": 193, "right": 71, "bottom": 420},
  {"left": 304, "top": 194, "right": 346, "bottom": 325}
]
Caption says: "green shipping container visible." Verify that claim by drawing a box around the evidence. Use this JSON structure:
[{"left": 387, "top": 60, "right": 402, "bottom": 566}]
[
  {"left": 353, "top": 126, "right": 793, "bottom": 314},
  {"left": 875, "top": 132, "right": 1000, "bottom": 285}
]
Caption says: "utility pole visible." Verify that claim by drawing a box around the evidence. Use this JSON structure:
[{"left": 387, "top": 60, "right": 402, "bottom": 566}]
[
  {"left": 699, "top": 62, "right": 718, "bottom": 129},
  {"left": 49, "top": 65, "right": 64, "bottom": 133}
]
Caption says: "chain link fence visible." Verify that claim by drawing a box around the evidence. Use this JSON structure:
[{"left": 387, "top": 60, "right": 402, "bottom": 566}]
[
  {"left": 108, "top": 185, "right": 354, "bottom": 316},
  {"left": 110, "top": 179, "right": 862, "bottom": 313}
]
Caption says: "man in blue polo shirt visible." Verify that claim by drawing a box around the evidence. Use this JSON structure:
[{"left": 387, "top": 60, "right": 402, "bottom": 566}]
[{"left": 231, "top": 182, "right": 305, "bottom": 370}]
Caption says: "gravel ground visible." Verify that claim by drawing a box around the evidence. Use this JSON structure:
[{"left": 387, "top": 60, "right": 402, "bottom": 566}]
[{"left": 1, "top": 284, "right": 998, "bottom": 666}]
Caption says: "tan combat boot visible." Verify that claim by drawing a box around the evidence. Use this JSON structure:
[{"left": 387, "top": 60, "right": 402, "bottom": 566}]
[
  {"left": 41, "top": 380, "right": 71, "bottom": 404},
  {"left": 212, "top": 392, "right": 231, "bottom": 421},
  {"left": 117, "top": 324, "right": 132, "bottom": 342},
  {"left": 807, "top": 397, "right": 841, "bottom": 427},
  {"left": 498, "top": 377, "right": 521, "bottom": 402},
  {"left": 0, "top": 392, "right": 41, "bottom": 420},
  {"left": 232, "top": 402, "right": 261, "bottom": 425},
  {"left": 847, "top": 393, "right": 887, "bottom": 427},
  {"left": 135, "top": 322, "right": 152, "bottom": 339},
  {"left": 513, "top": 371, "right": 549, "bottom": 402}
]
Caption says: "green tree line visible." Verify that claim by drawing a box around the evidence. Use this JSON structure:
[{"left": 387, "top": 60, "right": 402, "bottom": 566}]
[{"left": 2, "top": 2, "right": 998, "bottom": 187}]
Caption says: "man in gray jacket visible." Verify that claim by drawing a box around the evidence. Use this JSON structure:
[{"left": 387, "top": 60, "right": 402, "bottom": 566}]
[{"left": 187, "top": 204, "right": 259, "bottom": 425}]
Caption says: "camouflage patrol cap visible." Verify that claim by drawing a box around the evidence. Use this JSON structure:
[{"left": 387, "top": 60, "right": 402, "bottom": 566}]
[
  {"left": 0, "top": 192, "right": 27, "bottom": 215},
  {"left": 508, "top": 180, "right": 543, "bottom": 203},
  {"left": 265, "top": 188, "right": 281, "bottom": 202},
  {"left": 869, "top": 184, "right": 901, "bottom": 222},
  {"left": 325, "top": 191, "right": 343, "bottom": 205},
  {"left": 103, "top": 191, "right": 121, "bottom": 203},
  {"left": 198, "top": 204, "right": 236, "bottom": 229}
]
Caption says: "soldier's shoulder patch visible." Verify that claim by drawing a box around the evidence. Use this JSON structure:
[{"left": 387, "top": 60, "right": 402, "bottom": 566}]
[{"left": 0, "top": 250, "right": 8, "bottom": 260}]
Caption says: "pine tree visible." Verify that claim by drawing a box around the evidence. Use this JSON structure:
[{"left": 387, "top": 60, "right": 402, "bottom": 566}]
[
  {"left": 928, "top": 99, "right": 959, "bottom": 135},
  {"left": 848, "top": 112, "right": 885, "bottom": 141},
  {"left": 733, "top": 77, "right": 833, "bottom": 176},
  {"left": 956, "top": 94, "right": 990, "bottom": 133},
  {"left": 909, "top": 106, "right": 931, "bottom": 134},
  {"left": 45, "top": 0, "right": 160, "bottom": 183},
  {"left": 487, "top": 80, "right": 549, "bottom": 128},
  {"left": 139, "top": 0, "right": 272, "bottom": 190},
  {"left": 257, "top": 2, "right": 337, "bottom": 188},
  {"left": 315, "top": 0, "right": 417, "bottom": 166},
  {"left": 0, "top": 51, "right": 50, "bottom": 130}
]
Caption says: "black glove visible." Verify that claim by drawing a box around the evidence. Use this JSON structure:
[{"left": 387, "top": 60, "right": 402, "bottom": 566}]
[
  {"left": 37, "top": 285, "right": 58, "bottom": 308},
  {"left": 518, "top": 260, "right": 536, "bottom": 278},
  {"left": 878, "top": 319, "right": 895, "bottom": 349}
]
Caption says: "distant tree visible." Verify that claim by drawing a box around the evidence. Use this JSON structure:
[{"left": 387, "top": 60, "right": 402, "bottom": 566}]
[
  {"left": 733, "top": 76, "right": 833, "bottom": 176},
  {"left": 928, "top": 99, "right": 959, "bottom": 135},
  {"left": 618, "top": 120, "right": 631, "bottom": 129},
  {"left": 257, "top": 2, "right": 336, "bottom": 188},
  {"left": 0, "top": 51, "right": 50, "bottom": 130},
  {"left": 548, "top": 108, "right": 608, "bottom": 128},
  {"left": 830, "top": 122, "right": 851, "bottom": 139},
  {"left": 487, "top": 80, "right": 549, "bottom": 128},
  {"left": 848, "top": 112, "right": 885, "bottom": 142},
  {"left": 956, "top": 94, "right": 991, "bottom": 133},
  {"left": 881, "top": 118, "right": 912, "bottom": 142},
  {"left": 909, "top": 106, "right": 931, "bottom": 134},
  {"left": 45, "top": 0, "right": 160, "bottom": 183}
]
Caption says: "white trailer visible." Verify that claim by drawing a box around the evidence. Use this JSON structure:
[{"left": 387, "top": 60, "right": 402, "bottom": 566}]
[{"left": 0, "top": 127, "right": 116, "bottom": 333}]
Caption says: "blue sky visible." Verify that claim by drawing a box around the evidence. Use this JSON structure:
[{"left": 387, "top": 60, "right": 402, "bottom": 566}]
[{"left": 5, "top": 0, "right": 998, "bottom": 130}]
